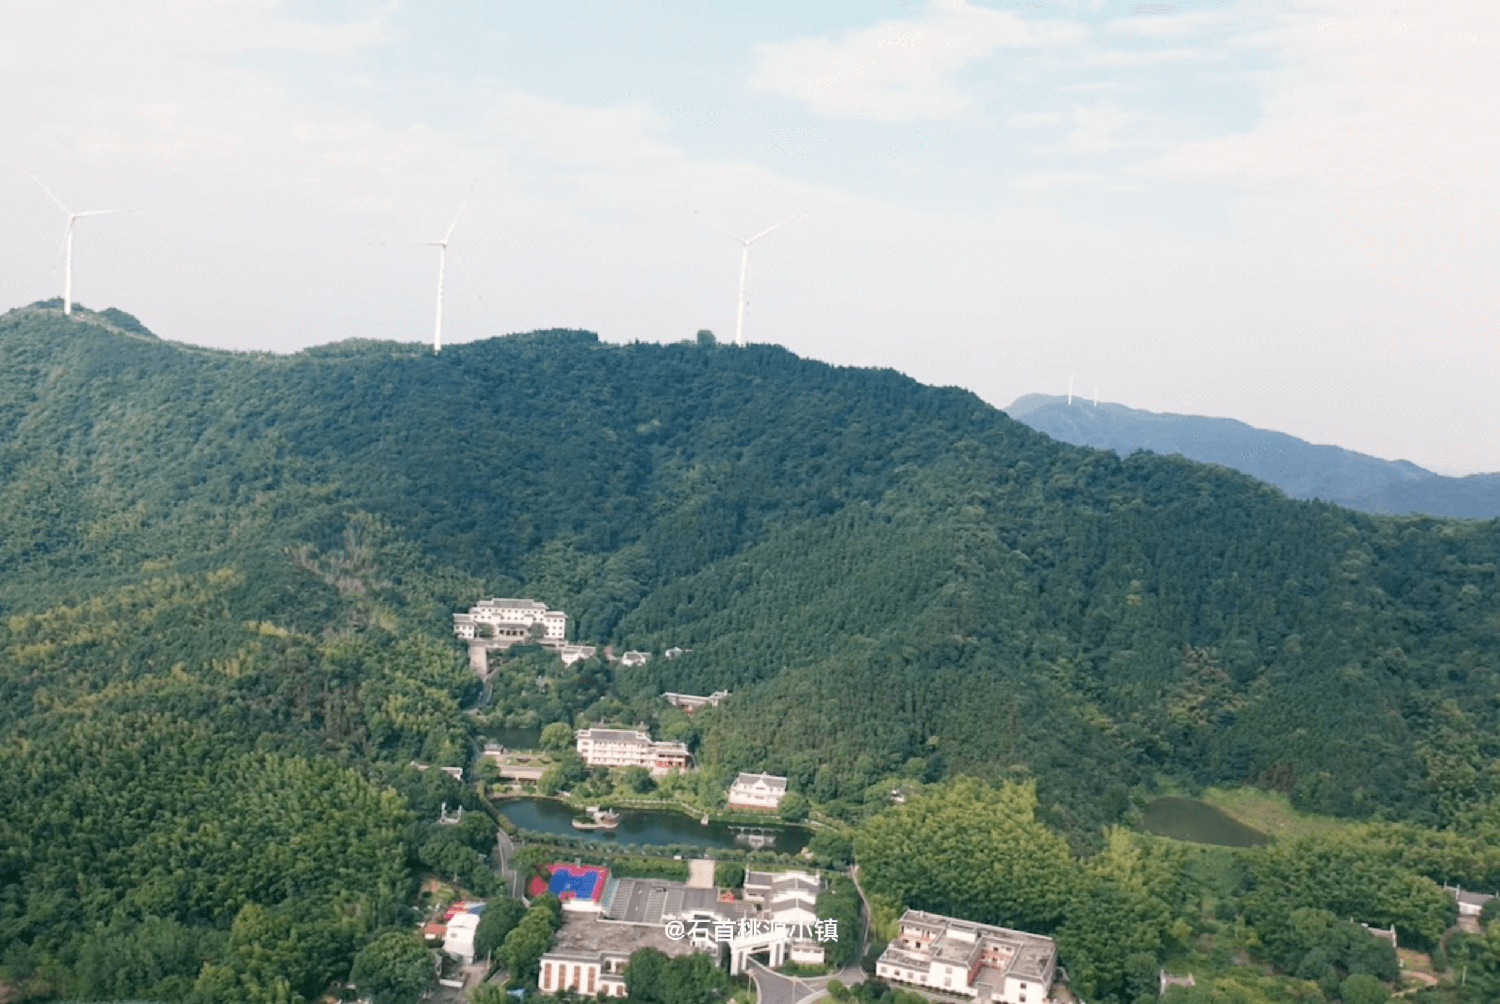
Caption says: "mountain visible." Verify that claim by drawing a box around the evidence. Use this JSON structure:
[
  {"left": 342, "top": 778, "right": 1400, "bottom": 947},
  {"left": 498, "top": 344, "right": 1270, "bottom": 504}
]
[
  {"left": 1006, "top": 393, "right": 1500, "bottom": 518},
  {"left": 5, "top": 302, "right": 1500, "bottom": 998}
]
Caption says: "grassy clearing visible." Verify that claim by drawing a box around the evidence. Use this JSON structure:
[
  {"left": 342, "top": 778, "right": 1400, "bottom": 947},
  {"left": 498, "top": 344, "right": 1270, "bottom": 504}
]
[{"left": 1198, "top": 786, "right": 1353, "bottom": 841}]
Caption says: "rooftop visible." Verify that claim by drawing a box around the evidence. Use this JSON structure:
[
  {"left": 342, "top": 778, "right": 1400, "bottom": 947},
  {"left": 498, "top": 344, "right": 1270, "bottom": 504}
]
[
  {"left": 732, "top": 772, "right": 788, "bottom": 792},
  {"left": 578, "top": 728, "right": 651, "bottom": 744},
  {"left": 893, "top": 909, "right": 1057, "bottom": 983},
  {"left": 604, "top": 877, "right": 755, "bottom": 926},
  {"left": 475, "top": 598, "right": 551, "bottom": 610},
  {"left": 551, "top": 909, "right": 713, "bottom": 959}
]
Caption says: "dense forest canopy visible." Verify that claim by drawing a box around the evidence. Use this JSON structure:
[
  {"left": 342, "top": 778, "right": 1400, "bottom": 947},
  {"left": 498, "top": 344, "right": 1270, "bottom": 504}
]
[{"left": 3, "top": 302, "right": 1500, "bottom": 999}]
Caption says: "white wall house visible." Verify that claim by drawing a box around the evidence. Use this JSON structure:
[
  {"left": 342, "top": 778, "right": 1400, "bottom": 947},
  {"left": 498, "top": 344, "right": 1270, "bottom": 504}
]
[
  {"left": 1446, "top": 885, "right": 1496, "bottom": 918},
  {"left": 442, "top": 912, "right": 481, "bottom": 964},
  {"left": 727, "top": 772, "right": 788, "bottom": 810},
  {"left": 740, "top": 870, "right": 826, "bottom": 966},
  {"left": 875, "top": 909, "right": 1057, "bottom": 1004},
  {"left": 558, "top": 644, "right": 597, "bottom": 666},
  {"left": 575, "top": 727, "right": 690, "bottom": 772},
  {"left": 540, "top": 949, "right": 630, "bottom": 997},
  {"left": 454, "top": 598, "right": 567, "bottom": 644}
]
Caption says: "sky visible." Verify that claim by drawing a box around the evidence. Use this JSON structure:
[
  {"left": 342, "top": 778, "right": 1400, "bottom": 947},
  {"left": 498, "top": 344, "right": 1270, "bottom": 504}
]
[{"left": 1, "top": 0, "right": 1496, "bottom": 474}]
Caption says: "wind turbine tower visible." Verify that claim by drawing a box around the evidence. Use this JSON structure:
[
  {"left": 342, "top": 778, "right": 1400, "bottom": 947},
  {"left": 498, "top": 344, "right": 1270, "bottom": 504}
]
[
  {"left": 419, "top": 188, "right": 472, "bottom": 353},
  {"left": 730, "top": 214, "right": 802, "bottom": 347},
  {"left": 34, "top": 176, "right": 125, "bottom": 316}
]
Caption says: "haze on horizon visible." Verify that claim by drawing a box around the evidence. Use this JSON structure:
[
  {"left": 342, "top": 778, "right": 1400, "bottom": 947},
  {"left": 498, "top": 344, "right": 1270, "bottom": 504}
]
[{"left": 1, "top": 0, "right": 1495, "bottom": 475}]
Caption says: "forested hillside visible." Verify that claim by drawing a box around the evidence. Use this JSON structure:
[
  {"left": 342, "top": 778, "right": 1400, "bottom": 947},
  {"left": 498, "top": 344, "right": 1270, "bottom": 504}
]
[{"left": 3, "top": 302, "right": 1500, "bottom": 999}]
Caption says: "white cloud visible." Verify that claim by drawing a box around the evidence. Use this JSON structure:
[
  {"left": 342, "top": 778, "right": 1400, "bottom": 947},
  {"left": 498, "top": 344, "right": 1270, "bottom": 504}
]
[
  {"left": 1133, "top": 0, "right": 1500, "bottom": 298},
  {"left": 1012, "top": 171, "right": 1112, "bottom": 190},
  {"left": 750, "top": 0, "right": 1085, "bottom": 121}
]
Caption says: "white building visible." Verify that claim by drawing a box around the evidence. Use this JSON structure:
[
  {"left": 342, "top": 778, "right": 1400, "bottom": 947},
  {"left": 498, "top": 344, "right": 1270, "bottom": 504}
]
[
  {"left": 662, "top": 691, "right": 729, "bottom": 712},
  {"left": 727, "top": 772, "right": 788, "bottom": 811},
  {"left": 558, "top": 644, "right": 598, "bottom": 666},
  {"left": 740, "top": 870, "right": 825, "bottom": 966},
  {"left": 540, "top": 949, "right": 631, "bottom": 997},
  {"left": 453, "top": 598, "right": 567, "bottom": 645},
  {"left": 876, "top": 909, "right": 1057, "bottom": 1004},
  {"left": 443, "top": 912, "right": 481, "bottom": 964},
  {"left": 1446, "top": 885, "right": 1496, "bottom": 918},
  {"left": 575, "top": 727, "right": 690, "bottom": 772},
  {"left": 620, "top": 650, "right": 651, "bottom": 667}
]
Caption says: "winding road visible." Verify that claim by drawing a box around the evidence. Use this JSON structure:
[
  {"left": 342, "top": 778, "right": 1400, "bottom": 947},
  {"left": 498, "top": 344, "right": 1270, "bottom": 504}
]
[{"left": 746, "top": 957, "right": 867, "bottom": 1004}]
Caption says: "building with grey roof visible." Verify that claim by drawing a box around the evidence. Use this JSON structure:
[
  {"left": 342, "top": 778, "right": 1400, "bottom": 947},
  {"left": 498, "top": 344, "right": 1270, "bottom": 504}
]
[
  {"left": 541, "top": 872, "right": 832, "bottom": 990},
  {"left": 575, "top": 726, "right": 689, "bottom": 773},
  {"left": 453, "top": 598, "right": 567, "bottom": 646},
  {"left": 1446, "top": 884, "right": 1496, "bottom": 917},
  {"left": 728, "top": 772, "right": 789, "bottom": 810},
  {"left": 876, "top": 908, "right": 1057, "bottom": 1004}
]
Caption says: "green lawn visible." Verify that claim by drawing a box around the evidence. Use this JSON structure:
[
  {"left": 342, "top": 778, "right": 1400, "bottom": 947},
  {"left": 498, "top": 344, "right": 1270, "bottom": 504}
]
[{"left": 1198, "top": 786, "right": 1354, "bottom": 841}]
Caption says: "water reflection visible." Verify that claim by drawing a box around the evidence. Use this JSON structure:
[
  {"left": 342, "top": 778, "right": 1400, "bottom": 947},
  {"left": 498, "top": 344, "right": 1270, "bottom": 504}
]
[{"left": 495, "top": 797, "right": 811, "bottom": 853}]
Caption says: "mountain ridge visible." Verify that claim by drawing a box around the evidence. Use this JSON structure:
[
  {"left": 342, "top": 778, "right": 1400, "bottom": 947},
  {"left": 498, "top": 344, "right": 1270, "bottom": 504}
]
[{"left": 1006, "top": 392, "right": 1500, "bottom": 518}]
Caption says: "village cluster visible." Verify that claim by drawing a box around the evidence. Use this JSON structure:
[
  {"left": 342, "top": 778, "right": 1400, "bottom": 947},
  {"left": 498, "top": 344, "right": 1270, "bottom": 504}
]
[{"left": 443, "top": 599, "right": 1074, "bottom": 1004}]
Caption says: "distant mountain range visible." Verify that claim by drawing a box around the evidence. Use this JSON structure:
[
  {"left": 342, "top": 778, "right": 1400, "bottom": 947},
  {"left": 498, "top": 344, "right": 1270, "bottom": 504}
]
[{"left": 1006, "top": 394, "right": 1500, "bottom": 519}]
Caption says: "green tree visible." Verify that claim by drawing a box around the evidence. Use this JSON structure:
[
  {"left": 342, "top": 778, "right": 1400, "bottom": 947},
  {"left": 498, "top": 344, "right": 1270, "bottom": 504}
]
[
  {"left": 809, "top": 828, "right": 855, "bottom": 866},
  {"left": 1339, "top": 972, "right": 1391, "bottom": 1004},
  {"left": 779, "top": 791, "right": 810, "bottom": 822},
  {"left": 349, "top": 931, "right": 433, "bottom": 1004},
  {"left": 1055, "top": 876, "right": 1170, "bottom": 1001},
  {"left": 498, "top": 898, "right": 562, "bottom": 984},
  {"left": 1482, "top": 897, "right": 1500, "bottom": 927},
  {"left": 536, "top": 764, "right": 566, "bottom": 795},
  {"left": 541, "top": 722, "right": 575, "bottom": 753},
  {"left": 623, "top": 765, "right": 656, "bottom": 793},
  {"left": 716, "top": 862, "right": 746, "bottom": 889},
  {"left": 475, "top": 897, "right": 528, "bottom": 959},
  {"left": 856, "top": 778, "right": 1072, "bottom": 932}
]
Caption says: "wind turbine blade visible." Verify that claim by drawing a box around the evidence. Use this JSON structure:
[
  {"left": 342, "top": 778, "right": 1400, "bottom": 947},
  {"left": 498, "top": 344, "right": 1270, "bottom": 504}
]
[
  {"left": 33, "top": 175, "right": 70, "bottom": 215},
  {"left": 443, "top": 179, "right": 477, "bottom": 243},
  {"left": 746, "top": 211, "right": 806, "bottom": 245},
  {"left": 74, "top": 209, "right": 125, "bottom": 218}
]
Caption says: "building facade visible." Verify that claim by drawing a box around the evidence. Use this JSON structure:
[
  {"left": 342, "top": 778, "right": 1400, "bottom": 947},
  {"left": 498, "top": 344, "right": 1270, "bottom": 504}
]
[
  {"left": 539, "top": 949, "right": 630, "bottom": 997},
  {"left": 575, "top": 727, "right": 690, "bottom": 772},
  {"left": 453, "top": 598, "right": 567, "bottom": 645},
  {"left": 663, "top": 690, "right": 729, "bottom": 711},
  {"left": 875, "top": 909, "right": 1057, "bottom": 1004},
  {"left": 727, "top": 772, "right": 788, "bottom": 810}
]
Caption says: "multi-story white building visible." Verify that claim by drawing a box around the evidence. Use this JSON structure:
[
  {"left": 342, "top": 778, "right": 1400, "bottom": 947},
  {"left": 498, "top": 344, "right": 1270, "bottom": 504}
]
[
  {"left": 876, "top": 909, "right": 1057, "bottom": 1004},
  {"left": 453, "top": 598, "right": 567, "bottom": 645},
  {"left": 727, "top": 772, "right": 788, "bottom": 810},
  {"left": 575, "top": 727, "right": 690, "bottom": 772},
  {"left": 540, "top": 949, "right": 631, "bottom": 997}
]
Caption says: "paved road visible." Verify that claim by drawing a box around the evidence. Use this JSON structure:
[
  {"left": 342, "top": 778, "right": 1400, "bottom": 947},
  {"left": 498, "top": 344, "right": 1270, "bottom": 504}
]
[
  {"left": 494, "top": 827, "right": 522, "bottom": 899},
  {"left": 746, "top": 958, "right": 866, "bottom": 1004}
]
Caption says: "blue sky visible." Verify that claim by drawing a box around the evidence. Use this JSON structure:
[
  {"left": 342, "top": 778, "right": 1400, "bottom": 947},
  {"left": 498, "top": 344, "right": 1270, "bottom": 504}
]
[{"left": 2, "top": 1, "right": 1496, "bottom": 473}]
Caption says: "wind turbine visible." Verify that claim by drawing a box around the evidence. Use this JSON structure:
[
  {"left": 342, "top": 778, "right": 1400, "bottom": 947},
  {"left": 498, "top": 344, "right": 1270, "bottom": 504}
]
[
  {"left": 727, "top": 213, "right": 803, "bottom": 347},
  {"left": 417, "top": 186, "right": 474, "bottom": 353},
  {"left": 34, "top": 176, "right": 126, "bottom": 316}
]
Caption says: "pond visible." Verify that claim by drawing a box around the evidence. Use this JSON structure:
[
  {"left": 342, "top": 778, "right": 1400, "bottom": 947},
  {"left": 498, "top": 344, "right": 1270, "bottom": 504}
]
[
  {"left": 478, "top": 725, "right": 544, "bottom": 750},
  {"left": 496, "top": 797, "right": 812, "bottom": 854},
  {"left": 1141, "top": 796, "right": 1272, "bottom": 847}
]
